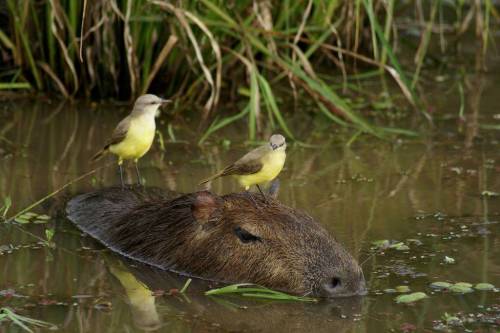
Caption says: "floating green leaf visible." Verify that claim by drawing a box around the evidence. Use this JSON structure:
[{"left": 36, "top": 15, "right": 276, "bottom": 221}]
[
  {"left": 14, "top": 217, "right": 30, "bottom": 224},
  {"left": 442, "top": 312, "right": 462, "bottom": 326},
  {"left": 443, "top": 256, "right": 455, "bottom": 264},
  {"left": 371, "top": 240, "right": 410, "bottom": 251},
  {"left": 481, "top": 190, "right": 499, "bottom": 197},
  {"left": 395, "top": 292, "right": 428, "bottom": 304},
  {"left": 390, "top": 242, "right": 409, "bottom": 251},
  {"left": 395, "top": 285, "right": 410, "bottom": 293},
  {"left": 449, "top": 283, "right": 473, "bottom": 294},
  {"left": 371, "top": 240, "right": 390, "bottom": 249},
  {"left": 474, "top": 283, "right": 495, "bottom": 291},
  {"left": 430, "top": 282, "right": 452, "bottom": 290},
  {"left": 13, "top": 212, "right": 51, "bottom": 225},
  {"left": 45, "top": 228, "right": 55, "bottom": 243}
]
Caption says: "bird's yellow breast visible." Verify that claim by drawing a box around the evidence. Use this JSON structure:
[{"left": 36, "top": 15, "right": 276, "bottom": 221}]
[
  {"left": 237, "top": 150, "right": 286, "bottom": 189},
  {"left": 109, "top": 115, "right": 156, "bottom": 161}
]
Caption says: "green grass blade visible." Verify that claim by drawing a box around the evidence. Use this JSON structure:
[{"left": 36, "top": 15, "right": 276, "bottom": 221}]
[
  {"left": 411, "top": 0, "right": 438, "bottom": 88},
  {"left": 198, "top": 107, "right": 250, "bottom": 144},
  {"left": 198, "top": 0, "right": 238, "bottom": 28},
  {"left": 280, "top": 58, "right": 380, "bottom": 136},
  {"left": 0, "top": 82, "right": 32, "bottom": 90},
  {"left": 379, "top": 127, "right": 419, "bottom": 137},
  {"left": 240, "top": 293, "right": 316, "bottom": 302},
  {"left": 248, "top": 65, "right": 259, "bottom": 141},
  {"left": 0, "top": 196, "right": 8, "bottom": 218},
  {"left": 317, "top": 103, "right": 349, "bottom": 127},
  {"left": 363, "top": 0, "right": 379, "bottom": 60},
  {"left": 0, "top": 29, "right": 14, "bottom": 50},
  {"left": 180, "top": 278, "right": 192, "bottom": 293},
  {"left": 380, "top": 0, "right": 395, "bottom": 65},
  {"left": 0, "top": 307, "right": 54, "bottom": 331},
  {"left": 205, "top": 283, "right": 255, "bottom": 295},
  {"left": 362, "top": 0, "right": 416, "bottom": 106},
  {"left": 257, "top": 74, "right": 295, "bottom": 139},
  {"left": 6, "top": 0, "right": 43, "bottom": 90},
  {"left": 205, "top": 284, "right": 316, "bottom": 302}
]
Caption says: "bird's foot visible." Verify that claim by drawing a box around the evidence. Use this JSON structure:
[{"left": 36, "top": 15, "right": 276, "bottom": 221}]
[
  {"left": 245, "top": 191, "right": 263, "bottom": 210},
  {"left": 256, "top": 184, "right": 270, "bottom": 205}
]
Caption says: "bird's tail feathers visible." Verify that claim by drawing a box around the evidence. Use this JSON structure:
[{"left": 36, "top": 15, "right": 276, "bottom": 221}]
[
  {"left": 90, "top": 148, "right": 108, "bottom": 162},
  {"left": 199, "top": 172, "right": 223, "bottom": 186}
]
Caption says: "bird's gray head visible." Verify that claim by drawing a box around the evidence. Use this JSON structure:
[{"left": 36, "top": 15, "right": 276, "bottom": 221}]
[
  {"left": 269, "top": 134, "right": 286, "bottom": 151},
  {"left": 132, "top": 94, "right": 171, "bottom": 116}
]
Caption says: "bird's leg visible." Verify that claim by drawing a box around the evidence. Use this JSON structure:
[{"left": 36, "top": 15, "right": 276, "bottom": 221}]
[
  {"left": 245, "top": 187, "right": 262, "bottom": 210},
  {"left": 134, "top": 159, "right": 142, "bottom": 186},
  {"left": 256, "top": 184, "right": 269, "bottom": 204},
  {"left": 246, "top": 190, "right": 259, "bottom": 208},
  {"left": 118, "top": 159, "right": 125, "bottom": 189}
]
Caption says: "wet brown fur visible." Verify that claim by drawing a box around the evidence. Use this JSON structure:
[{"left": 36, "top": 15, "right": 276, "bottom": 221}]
[{"left": 66, "top": 186, "right": 365, "bottom": 296}]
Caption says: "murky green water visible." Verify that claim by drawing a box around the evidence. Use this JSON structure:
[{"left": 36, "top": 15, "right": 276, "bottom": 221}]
[{"left": 1, "top": 68, "right": 500, "bottom": 332}]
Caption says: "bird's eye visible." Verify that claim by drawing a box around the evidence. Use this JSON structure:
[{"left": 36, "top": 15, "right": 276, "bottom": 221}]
[{"left": 234, "top": 227, "right": 261, "bottom": 243}]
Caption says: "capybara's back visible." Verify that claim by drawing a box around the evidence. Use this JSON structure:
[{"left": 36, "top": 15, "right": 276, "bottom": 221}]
[
  {"left": 66, "top": 186, "right": 171, "bottom": 254},
  {"left": 66, "top": 186, "right": 366, "bottom": 297}
]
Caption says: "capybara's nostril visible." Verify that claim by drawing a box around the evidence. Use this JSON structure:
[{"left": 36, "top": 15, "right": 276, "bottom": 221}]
[
  {"left": 322, "top": 276, "right": 345, "bottom": 296},
  {"left": 330, "top": 277, "right": 341, "bottom": 289},
  {"left": 321, "top": 270, "right": 367, "bottom": 297}
]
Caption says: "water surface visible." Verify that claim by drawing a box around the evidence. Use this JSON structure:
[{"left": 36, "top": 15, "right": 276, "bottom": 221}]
[{"left": 0, "top": 69, "right": 499, "bottom": 332}]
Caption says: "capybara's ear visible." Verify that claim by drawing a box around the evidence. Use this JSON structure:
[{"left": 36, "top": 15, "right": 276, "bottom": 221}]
[{"left": 191, "top": 191, "right": 222, "bottom": 224}]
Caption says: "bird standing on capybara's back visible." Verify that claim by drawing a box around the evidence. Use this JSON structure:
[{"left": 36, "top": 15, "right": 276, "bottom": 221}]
[
  {"left": 200, "top": 134, "right": 287, "bottom": 198},
  {"left": 66, "top": 186, "right": 366, "bottom": 297}
]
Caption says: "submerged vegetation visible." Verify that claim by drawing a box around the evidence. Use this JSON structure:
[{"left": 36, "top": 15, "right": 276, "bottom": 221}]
[{"left": 0, "top": 1, "right": 498, "bottom": 138}]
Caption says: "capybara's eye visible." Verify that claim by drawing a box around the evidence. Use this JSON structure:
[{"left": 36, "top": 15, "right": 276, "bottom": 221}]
[{"left": 234, "top": 226, "right": 261, "bottom": 244}]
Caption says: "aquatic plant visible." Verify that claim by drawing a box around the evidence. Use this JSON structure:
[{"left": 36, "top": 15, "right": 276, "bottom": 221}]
[
  {"left": 0, "top": 0, "right": 497, "bottom": 139},
  {"left": 0, "top": 197, "right": 11, "bottom": 221},
  {"left": 180, "top": 278, "right": 192, "bottom": 294},
  {"left": 0, "top": 307, "right": 55, "bottom": 332},
  {"left": 205, "top": 283, "right": 317, "bottom": 302},
  {"left": 394, "top": 291, "right": 428, "bottom": 304}
]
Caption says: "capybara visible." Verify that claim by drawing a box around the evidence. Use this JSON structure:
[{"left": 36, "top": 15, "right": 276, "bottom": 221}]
[{"left": 66, "top": 186, "right": 366, "bottom": 297}]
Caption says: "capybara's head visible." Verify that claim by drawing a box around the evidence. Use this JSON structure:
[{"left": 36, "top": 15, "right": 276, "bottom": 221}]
[
  {"left": 186, "top": 192, "right": 366, "bottom": 297},
  {"left": 67, "top": 187, "right": 366, "bottom": 297}
]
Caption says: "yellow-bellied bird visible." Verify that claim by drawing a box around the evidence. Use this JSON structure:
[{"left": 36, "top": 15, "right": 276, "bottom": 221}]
[
  {"left": 200, "top": 134, "right": 287, "bottom": 198},
  {"left": 91, "top": 94, "right": 171, "bottom": 186}
]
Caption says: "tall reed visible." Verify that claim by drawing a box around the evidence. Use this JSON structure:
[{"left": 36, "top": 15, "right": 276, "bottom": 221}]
[{"left": 0, "top": 0, "right": 496, "bottom": 139}]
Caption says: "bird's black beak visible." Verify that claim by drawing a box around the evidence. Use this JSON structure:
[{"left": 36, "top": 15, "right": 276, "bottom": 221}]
[
  {"left": 271, "top": 143, "right": 278, "bottom": 150},
  {"left": 160, "top": 99, "right": 172, "bottom": 105}
]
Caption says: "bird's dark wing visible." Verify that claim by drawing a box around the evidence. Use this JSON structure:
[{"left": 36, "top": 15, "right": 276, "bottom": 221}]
[
  {"left": 103, "top": 117, "right": 131, "bottom": 149},
  {"left": 219, "top": 146, "right": 267, "bottom": 176},
  {"left": 220, "top": 160, "right": 262, "bottom": 176},
  {"left": 198, "top": 145, "right": 268, "bottom": 184}
]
